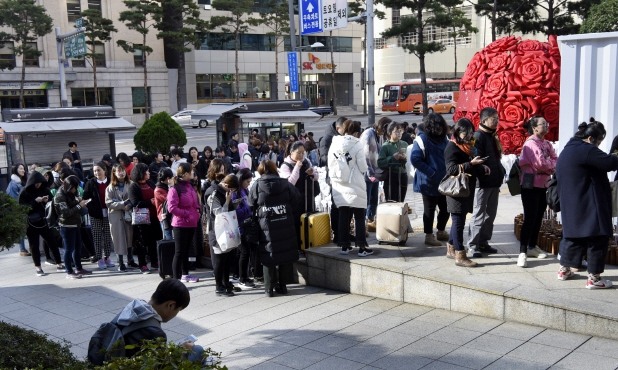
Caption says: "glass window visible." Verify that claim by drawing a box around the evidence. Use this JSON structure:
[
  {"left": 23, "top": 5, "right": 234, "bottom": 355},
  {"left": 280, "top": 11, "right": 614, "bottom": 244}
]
[
  {"left": 67, "top": 0, "right": 82, "bottom": 22},
  {"left": 23, "top": 42, "right": 39, "bottom": 67},
  {"left": 71, "top": 44, "right": 105, "bottom": 67},
  {"left": 132, "top": 87, "right": 151, "bottom": 114},
  {"left": 0, "top": 41, "right": 16, "bottom": 69},
  {"left": 134, "top": 45, "right": 144, "bottom": 67},
  {"left": 200, "top": 34, "right": 277, "bottom": 51},
  {"left": 284, "top": 36, "right": 352, "bottom": 52},
  {"left": 87, "top": 0, "right": 101, "bottom": 10},
  {"left": 197, "top": 0, "right": 211, "bottom": 4},
  {"left": 71, "top": 87, "right": 113, "bottom": 106}
]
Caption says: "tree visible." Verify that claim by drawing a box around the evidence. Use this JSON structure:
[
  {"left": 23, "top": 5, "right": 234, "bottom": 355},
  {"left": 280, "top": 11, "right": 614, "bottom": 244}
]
[
  {"left": 156, "top": 0, "right": 207, "bottom": 111},
  {"left": 117, "top": 0, "right": 162, "bottom": 120},
  {"left": 80, "top": 9, "right": 117, "bottom": 105},
  {"left": 209, "top": 0, "right": 262, "bottom": 99},
  {"left": 0, "top": 0, "right": 52, "bottom": 108},
  {"left": 379, "top": 0, "right": 451, "bottom": 115},
  {"left": 257, "top": 0, "right": 290, "bottom": 100},
  {"left": 435, "top": 0, "right": 477, "bottom": 77},
  {"left": 580, "top": 0, "right": 618, "bottom": 33},
  {"left": 0, "top": 192, "right": 29, "bottom": 251},
  {"left": 474, "top": 0, "right": 536, "bottom": 40},
  {"left": 134, "top": 112, "right": 187, "bottom": 154}
]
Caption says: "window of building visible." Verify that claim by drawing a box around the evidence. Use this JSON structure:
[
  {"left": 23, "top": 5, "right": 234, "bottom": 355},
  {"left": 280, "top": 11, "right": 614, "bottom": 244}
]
[
  {"left": 284, "top": 36, "right": 352, "bottom": 52},
  {"left": 23, "top": 42, "right": 39, "bottom": 67},
  {"left": 199, "top": 34, "right": 276, "bottom": 51},
  {"left": 132, "top": 87, "right": 151, "bottom": 114},
  {"left": 71, "top": 87, "right": 113, "bottom": 106},
  {"left": 87, "top": 0, "right": 102, "bottom": 10},
  {"left": 134, "top": 45, "right": 144, "bottom": 67},
  {"left": 374, "top": 38, "right": 386, "bottom": 50},
  {"left": 0, "top": 41, "right": 16, "bottom": 69},
  {"left": 197, "top": 0, "right": 211, "bottom": 4},
  {"left": 196, "top": 73, "right": 270, "bottom": 102},
  {"left": 392, "top": 8, "right": 401, "bottom": 26},
  {"left": 71, "top": 44, "right": 106, "bottom": 67},
  {"left": 67, "top": 0, "right": 82, "bottom": 22},
  {"left": 398, "top": 6, "right": 474, "bottom": 48}
]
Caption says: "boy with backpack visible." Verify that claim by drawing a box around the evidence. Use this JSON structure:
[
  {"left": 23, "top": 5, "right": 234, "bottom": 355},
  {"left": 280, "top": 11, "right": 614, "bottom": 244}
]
[{"left": 88, "top": 279, "right": 204, "bottom": 365}]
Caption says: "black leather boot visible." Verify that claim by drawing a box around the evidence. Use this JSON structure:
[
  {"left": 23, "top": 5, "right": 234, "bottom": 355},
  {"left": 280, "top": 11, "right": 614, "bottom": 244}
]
[
  {"left": 275, "top": 284, "right": 288, "bottom": 295},
  {"left": 265, "top": 288, "right": 274, "bottom": 297}
]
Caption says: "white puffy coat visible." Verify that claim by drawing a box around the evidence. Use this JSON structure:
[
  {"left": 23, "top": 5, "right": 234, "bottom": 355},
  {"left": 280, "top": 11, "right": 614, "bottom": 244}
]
[{"left": 328, "top": 135, "right": 368, "bottom": 209}]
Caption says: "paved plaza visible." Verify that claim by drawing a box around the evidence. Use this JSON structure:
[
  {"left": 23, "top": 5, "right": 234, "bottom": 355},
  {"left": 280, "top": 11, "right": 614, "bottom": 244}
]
[{"left": 2, "top": 237, "right": 618, "bottom": 369}]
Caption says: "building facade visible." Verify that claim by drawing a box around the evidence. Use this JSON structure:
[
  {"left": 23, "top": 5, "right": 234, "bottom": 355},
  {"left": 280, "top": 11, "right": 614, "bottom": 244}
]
[{"left": 0, "top": 0, "right": 169, "bottom": 125}]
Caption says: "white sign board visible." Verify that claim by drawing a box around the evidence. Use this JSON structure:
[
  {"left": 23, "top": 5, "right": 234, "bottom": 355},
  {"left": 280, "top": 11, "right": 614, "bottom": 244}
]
[{"left": 322, "top": 0, "right": 348, "bottom": 32}]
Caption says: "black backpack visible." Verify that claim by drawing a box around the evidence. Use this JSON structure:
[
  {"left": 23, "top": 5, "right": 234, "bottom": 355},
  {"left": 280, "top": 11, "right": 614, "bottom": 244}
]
[
  {"left": 88, "top": 316, "right": 159, "bottom": 365},
  {"left": 546, "top": 174, "right": 560, "bottom": 212},
  {"left": 45, "top": 199, "right": 58, "bottom": 229}
]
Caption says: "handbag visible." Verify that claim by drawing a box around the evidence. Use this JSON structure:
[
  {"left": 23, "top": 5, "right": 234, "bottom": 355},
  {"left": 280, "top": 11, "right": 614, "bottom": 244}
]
[
  {"left": 506, "top": 159, "right": 521, "bottom": 196},
  {"left": 122, "top": 209, "right": 133, "bottom": 223},
  {"left": 438, "top": 164, "right": 470, "bottom": 198},
  {"left": 131, "top": 207, "right": 151, "bottom": 225},
  {"left": 374, "top": 168, "right": 387, "bottom": 182},
  {"left": 214, "top": 210, "right": 241, "bottom": 253}
]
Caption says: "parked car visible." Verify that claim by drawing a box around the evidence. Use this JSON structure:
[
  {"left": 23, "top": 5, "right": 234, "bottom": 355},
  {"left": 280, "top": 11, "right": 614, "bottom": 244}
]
[
  {"left": 413, "top": 99, "right": 456, "bottom": 115},
  {"left": 171, "top": 110, "right": 208, "bottom": 128},
  {"left": 310, "top": 106, "right": 333, "bottom": 117}
]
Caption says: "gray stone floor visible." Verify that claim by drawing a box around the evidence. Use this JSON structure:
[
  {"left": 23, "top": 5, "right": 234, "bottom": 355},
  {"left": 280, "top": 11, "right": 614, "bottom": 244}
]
[{"left": 2, "top": 244, "right": 618, "bottom": 369}]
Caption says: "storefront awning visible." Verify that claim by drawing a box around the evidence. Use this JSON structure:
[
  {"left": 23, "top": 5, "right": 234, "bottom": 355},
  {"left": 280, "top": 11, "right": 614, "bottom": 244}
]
[
  {"left": 191, "top": 103, "right": 247, "bottom": 121},
  {"left": 0, "top": 117, "right": 135, "bottom": 134},
  {"left": 236, "top": 110, "right": 322, "bottom": 123}
]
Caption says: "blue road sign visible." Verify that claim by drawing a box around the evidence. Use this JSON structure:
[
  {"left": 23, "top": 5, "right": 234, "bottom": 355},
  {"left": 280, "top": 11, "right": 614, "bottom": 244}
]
[
  {"left": 300, "top": 0, "right": 322, "bottom": 35},
  {"left": 288, "top": 52, "right": 298, "bottom": 93}
]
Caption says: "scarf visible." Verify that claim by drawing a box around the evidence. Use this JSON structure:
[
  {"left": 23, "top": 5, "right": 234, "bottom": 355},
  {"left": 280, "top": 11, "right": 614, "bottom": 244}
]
[
  {"left": 451, "top": 137, "right": 473, "bottom": 157},
  {"left": 479, "top": 124, "right": 503, "bottom": 155}
]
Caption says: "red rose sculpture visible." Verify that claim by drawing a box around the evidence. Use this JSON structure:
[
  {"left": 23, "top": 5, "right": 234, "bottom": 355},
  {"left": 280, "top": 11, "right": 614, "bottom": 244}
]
[{"left": 454, "top": 36, "right": 560, "bottom": 154}]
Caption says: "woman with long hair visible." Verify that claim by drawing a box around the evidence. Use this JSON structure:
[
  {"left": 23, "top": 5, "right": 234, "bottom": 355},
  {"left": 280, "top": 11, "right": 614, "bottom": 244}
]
[
  {"left": 328, "top": 120, "right": 371, "bottom": 256},
  {"left": 129, "top": 163, "right": 161, "bottom": 274},
  {"left": 54, "top": 175, "right": 92, "bottom": 279},
  {"left": 106, "top": 164, "right": 135, "bottom": 272},
  {"left": 444, "top": 118, "right": 488, "bottom": 268},
  {"left": 188, "top": 146, "right": 208, "bottom": 181},
  {"left": 516, "top": 116, "right": 557, "bottom": 267},
  {"left": 230, "top": 168, "right": 256, "bottom": 288},
  {"left": 250, "top": 160, "right": 301, "bottom": 297},
  {"left": 154, "top": 168, "right": 175, "bottom": 240},
  {"left": 83, "top": 162, "right": 115, "bottom": 270},
  {"left": 167, "top": 162, "right": 201, "bottom": 283}
]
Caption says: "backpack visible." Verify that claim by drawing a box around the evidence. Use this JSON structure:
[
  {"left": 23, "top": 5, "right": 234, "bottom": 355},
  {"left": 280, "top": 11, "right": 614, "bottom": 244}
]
[
  {"left": 506, "top": 159, "right": 522, "bottom": 196},
  {"left": 161, "top": 200, "right": 172, "bottom": 230},
  {"left": 546, "top": 174, "right": 560, "bottom": 212},
  {"left": 330, "top": 151, "right": 353, "bottom": 183},
  {"left": 88, "top": 316, "right": 159, "bottom": 365},
  {"left": 45, "top": 199, "right": 58, "bottom": 229}
]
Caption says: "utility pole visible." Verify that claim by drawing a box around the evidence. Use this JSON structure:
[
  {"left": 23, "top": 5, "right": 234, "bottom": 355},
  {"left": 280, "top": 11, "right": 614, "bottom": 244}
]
[
  {"left": 366, "top": 0, "right": 375, "bottom": 126},
  {"left": 492, "top": 0, "right": 497, "bottom": 41},
  {"left": 55, "top": 24, "right": 86, "bottom": 107},
  {"left": 287, "top": 0, "right": 296, "bottom": 100}
]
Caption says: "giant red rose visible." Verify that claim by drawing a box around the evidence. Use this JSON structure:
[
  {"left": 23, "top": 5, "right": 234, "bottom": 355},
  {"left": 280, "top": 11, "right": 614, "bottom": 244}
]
[{"left": 456, "top": 36, "right": 560, "bottom": 154}]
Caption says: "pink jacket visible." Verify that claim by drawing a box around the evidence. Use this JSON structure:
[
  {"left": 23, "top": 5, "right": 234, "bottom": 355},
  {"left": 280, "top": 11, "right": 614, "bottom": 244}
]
[
  {"left": 519, "top": 136, "right": 557, "bottom": 189},
  {"left": 166, "top": 181, "right": 200, "bottom": 228},
  {"left": 279, "top": 156, "right": 317, "bottom": 186}
]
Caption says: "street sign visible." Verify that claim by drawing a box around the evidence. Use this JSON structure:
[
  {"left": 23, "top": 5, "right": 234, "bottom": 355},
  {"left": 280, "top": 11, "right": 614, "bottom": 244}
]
[
  {"left": 300, "top": 0, "right": 322, "bottom": 35},
  {"left": 322, "top": 0, "right": 348, "bottom": 32},
  {"left": 288, "top": 52, "right": 299, "bottom": 93},
  {"left": 64, "top": 33, "right": 87, "bottom": 59}
]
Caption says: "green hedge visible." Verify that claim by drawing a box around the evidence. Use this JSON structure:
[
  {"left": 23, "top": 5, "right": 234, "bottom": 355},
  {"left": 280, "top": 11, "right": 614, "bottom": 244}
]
[
  {"left": 0, "top": 192, "right": 29, "bottom": 251},
  {"left": 134, "top": 112, "right": 187, "bottom": 155}
]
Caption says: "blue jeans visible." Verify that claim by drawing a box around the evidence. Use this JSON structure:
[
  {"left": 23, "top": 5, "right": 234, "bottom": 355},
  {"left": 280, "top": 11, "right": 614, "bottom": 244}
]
[
  {"left": 160, "top": 221, "right": 173, "bottom": 240},
  {"left": 187, "top": 344, "right": 204, "bottom": 363},
  {"left": 60, "top": 226, "right": 82, "bottom": 274},
  {"left": 449, "top": 213, "right": 466, "bottom": 251},
  {"left": 18, "top": 237, "right": 26, "bottom": 252},
  {"left": 365, "top": 179, "right": 379, "bottom": 221}
]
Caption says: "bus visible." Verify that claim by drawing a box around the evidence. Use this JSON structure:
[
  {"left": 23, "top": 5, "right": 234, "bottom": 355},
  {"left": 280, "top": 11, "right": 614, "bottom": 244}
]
[{"left": 378, "top": 78, "right": 461, "bottom": 114}]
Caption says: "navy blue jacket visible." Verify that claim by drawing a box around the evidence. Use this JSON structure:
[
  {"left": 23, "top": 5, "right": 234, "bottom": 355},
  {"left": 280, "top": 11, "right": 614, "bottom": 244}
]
[
  {"left": 411, "top": 132, "right": 448, "bottom": 197},
  {"left": 556, "top": 137, "right": 618, "bottom": 238}
]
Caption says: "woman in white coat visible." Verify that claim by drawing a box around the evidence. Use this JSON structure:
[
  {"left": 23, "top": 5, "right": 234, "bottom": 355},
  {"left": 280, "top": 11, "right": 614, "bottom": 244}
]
[{"left": 328, "top": 120, "right": 371, "bottom": 256}]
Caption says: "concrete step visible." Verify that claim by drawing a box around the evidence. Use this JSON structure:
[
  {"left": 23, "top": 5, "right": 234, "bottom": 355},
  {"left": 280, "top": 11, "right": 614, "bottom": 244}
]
[{"left": 295, "top": 189, "right": 618, "bottom": 340}]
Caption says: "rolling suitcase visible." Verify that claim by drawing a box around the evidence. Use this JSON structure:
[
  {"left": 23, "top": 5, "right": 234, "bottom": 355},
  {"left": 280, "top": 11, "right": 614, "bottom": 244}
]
[
  {"left": 376, "top": 167, "right": 409, "bottom": 245},
  {"left": 157, "top": 239, "right": 175, "bottom": 279},
  {"left": 300, "top": 178, "right": 331, "bottom": 250}
]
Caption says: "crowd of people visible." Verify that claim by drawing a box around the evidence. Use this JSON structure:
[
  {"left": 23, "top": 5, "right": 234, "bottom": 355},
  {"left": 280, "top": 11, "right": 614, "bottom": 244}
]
[{"left": 6, "top": 110, "right": 618, "bottom": 292}]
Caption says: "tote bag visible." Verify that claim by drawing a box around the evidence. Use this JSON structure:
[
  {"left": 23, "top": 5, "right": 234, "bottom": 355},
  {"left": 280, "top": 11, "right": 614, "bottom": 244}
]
[
  {"left": 214, "top": 210, "right": 241, "bottom": 252},
  {"left": 131, "top": 207, "right": 151, "bottom": 225},
  {"left": 438, "top": 164, "right": 471, "bottom": 198}
]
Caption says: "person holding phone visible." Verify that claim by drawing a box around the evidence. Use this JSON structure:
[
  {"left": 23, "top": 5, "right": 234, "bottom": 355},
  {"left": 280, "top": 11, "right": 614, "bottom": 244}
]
[
  {"left": 467, "top": 107, "right": 505, "bottom": 258},
  {"left": 378, "top": 121, "right": 409, "bottom": 202}
]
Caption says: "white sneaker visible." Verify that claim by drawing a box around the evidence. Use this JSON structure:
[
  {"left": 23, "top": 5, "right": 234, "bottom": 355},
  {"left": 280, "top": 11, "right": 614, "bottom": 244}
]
[
  {"left": 527, "top": 246, "right": 548, "bottom": 259},
  {"left": 517, "top": 253, "right": 527, "bottom": 268}
]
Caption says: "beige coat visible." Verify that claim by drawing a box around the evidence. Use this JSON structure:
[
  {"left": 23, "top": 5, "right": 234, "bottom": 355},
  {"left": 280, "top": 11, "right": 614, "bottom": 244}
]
[{"left": 105, "top": 183, "right": 133, "bottom": 256}]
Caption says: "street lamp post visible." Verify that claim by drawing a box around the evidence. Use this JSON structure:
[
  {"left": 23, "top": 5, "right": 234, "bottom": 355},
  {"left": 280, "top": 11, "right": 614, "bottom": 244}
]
[{"left": 296, "top": 41, "right": 324, "bottom": 101}]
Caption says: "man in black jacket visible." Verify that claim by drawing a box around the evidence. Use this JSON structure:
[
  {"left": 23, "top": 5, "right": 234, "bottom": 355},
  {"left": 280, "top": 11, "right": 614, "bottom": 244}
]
[{"left": 467, "top": 107, "right": 505, "bottom": 257}]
